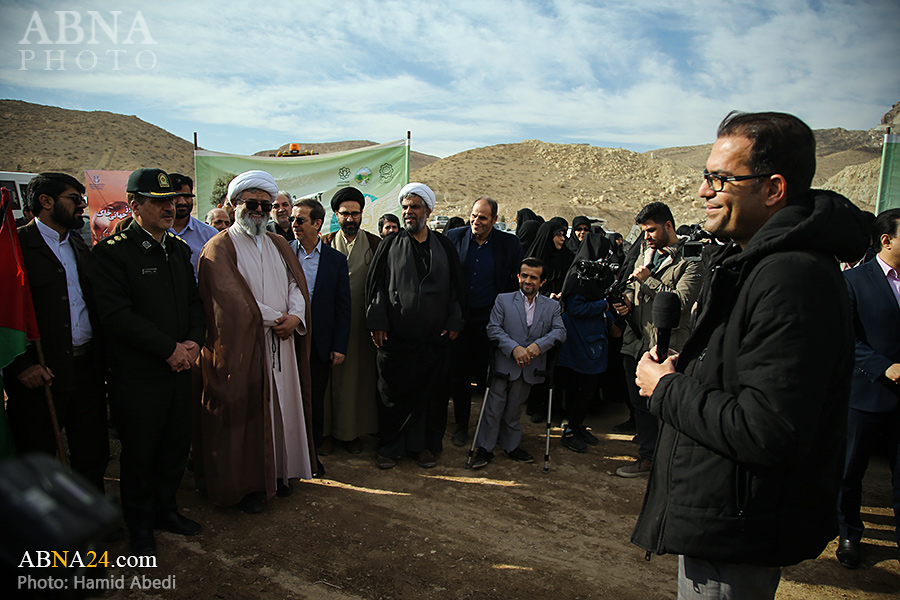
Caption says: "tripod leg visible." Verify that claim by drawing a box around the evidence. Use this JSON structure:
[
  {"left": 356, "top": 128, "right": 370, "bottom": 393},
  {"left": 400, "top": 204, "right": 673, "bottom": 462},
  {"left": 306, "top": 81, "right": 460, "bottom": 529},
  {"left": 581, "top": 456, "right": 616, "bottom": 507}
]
[{"left": 543, "top": 388, "right": 553, "bottom": 474}]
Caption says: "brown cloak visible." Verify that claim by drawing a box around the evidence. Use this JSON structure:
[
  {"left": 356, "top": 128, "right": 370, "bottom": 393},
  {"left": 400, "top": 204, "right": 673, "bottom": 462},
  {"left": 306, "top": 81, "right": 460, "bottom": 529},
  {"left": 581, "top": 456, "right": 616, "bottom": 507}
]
[{"left": 196, "top": 230, "right": 315, "bottom": 506}]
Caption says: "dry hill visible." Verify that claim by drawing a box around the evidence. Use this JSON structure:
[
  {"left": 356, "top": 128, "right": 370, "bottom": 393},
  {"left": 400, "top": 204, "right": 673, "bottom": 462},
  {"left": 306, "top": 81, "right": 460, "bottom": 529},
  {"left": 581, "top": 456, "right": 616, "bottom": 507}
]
[{"left": 1, "top": 99, "right": 892, "bottom": 232}]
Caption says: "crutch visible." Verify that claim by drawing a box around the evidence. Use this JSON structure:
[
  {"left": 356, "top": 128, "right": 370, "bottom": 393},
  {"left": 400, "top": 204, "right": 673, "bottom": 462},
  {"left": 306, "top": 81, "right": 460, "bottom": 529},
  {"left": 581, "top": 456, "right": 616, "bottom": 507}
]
[
  {"left": 465, "top": 344, "right": 506, "bottom": 469},
  {"left": 534, "top": 342, "right": 562, "bottom": 474}
]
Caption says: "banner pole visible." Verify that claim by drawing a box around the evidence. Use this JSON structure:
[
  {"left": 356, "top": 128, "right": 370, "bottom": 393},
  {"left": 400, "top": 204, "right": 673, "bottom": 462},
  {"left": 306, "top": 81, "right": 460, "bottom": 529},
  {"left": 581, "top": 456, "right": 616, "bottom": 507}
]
[{"left": 193, "top": 132, "right": 198, "bottom": 151}]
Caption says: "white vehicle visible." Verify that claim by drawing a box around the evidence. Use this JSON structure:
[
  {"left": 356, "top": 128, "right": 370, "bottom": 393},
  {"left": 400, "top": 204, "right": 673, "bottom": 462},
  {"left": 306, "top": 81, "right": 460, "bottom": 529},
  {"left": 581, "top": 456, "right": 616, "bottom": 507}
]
[
  {"left": 0, "top": 171, "right": 38, "bottom": 221},
  {"left": 493, "top": 221, "right": 508, "bottom": 231}
]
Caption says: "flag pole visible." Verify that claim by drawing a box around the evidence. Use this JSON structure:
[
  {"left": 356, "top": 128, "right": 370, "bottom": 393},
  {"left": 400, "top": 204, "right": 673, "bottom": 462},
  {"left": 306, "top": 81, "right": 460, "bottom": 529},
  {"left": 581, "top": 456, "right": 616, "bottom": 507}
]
[{"left": 33, "top": 341, "right": 68, "bottom": 467}]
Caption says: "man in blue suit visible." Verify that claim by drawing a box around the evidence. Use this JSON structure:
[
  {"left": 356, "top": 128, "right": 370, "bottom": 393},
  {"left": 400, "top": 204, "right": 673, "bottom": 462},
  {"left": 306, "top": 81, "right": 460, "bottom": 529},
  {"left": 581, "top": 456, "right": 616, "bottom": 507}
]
[
  {"left": 837, "top": 208, "right": 900, "bottom": 569},
  {"left": 446, "top": 197, "right": 523, "bottom": 446},
  {"left": 290, "top": 199, "right": 351, "bottom": 473},
  {"left": 471, "top": 257, "right": 566, "bottom": 468}
]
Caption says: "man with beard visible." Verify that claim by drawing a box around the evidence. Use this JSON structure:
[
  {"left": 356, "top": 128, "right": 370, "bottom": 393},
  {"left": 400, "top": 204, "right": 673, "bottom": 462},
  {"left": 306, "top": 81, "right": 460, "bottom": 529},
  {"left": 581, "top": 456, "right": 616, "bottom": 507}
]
[
  {"left": 92, "top": 168, "right": 206, "bottom": 556},
  {"left": 612, "top": 202, "right": 701, "bottom": 478},
  {"left": 197, "top": 170, "right": 316, "bottom": 514},
  {"left": 366, "top": 182, "right": 466, "bottom": 469},
  {"left": 266, "top": 191, "right": 295, "bottom": 241},
  {"left": 378, "top": 212, "right": 400, "bottom": 237},
  {"left": 320, "top": 187, "right": 381, "bottom": 454},
  {"left": 5, "top": 173, "right": 109, "bottom": 495},
  {"left": 167, "top": 173, "right": 218, "bottom": 281},
  {"left": 471, "top": 258, "right": 566, "bottom": 468}
]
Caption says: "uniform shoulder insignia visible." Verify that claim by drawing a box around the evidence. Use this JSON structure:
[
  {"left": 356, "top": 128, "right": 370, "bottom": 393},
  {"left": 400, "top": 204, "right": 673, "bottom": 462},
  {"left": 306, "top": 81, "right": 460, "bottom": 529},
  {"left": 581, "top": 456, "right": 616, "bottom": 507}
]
[
  {"left": 113, "top": 235, "right": 122, "bottom": 242},
  {"left": 120, "top": 232, "right": 128, "bottom": 239}
]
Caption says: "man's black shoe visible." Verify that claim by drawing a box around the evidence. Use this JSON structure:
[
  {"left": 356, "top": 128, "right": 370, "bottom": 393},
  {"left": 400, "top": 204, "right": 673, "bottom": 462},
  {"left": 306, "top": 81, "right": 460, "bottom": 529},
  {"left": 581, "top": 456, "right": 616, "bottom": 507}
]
[
  {"left": 376, "top": 454, "right": 396, "bottom": 469},
  {"left": 613, "top": 418, "right": 636, "bottom": 433},
  {"left": 417, "top": 449, "right": 437, "bottom": 468},
  {"left": 313, "top": 460, "right": 326, "bottom": 478},
  {"left": 276, "top": 478, "right": 294, "bottom": 497},
  {"left": 472, "top": 447, "right": 494, "bottom": 469},
  {"left": 129, "top": 529, "right": 156, "bottom": 556},
  {"left": 561, "top": 429, "right": 588, "bottom": 453},
  {"left": 836, "top": 538, "right": 861, "bottom": 569},
  {"left": 237, "top": 492, "right": 264, "bottom": 514},
  {"left": 577, "top": 426, "right": 599, "bottom": 446},
  {"left": 153, "top": 512, "right": 202, "bottom": 536},
  {"left": 505, "top": 447, "right": 534, "bottom": 463}
]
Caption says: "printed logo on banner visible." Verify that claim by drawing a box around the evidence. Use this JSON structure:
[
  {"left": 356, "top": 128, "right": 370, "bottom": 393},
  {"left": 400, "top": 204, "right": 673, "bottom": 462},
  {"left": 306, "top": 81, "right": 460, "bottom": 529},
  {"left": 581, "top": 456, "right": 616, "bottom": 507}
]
[
  {"left": 338, "top": 167, "right": 351, "bottom": 181},
  {"left": 379, "top": 163, "right": 395, "bottom": 183},
  {"left": 355, "top": 168, "right": 372, "bottom": 186},
  {"left": 90, "top": 174, "right": 101, "bottom": 184}
]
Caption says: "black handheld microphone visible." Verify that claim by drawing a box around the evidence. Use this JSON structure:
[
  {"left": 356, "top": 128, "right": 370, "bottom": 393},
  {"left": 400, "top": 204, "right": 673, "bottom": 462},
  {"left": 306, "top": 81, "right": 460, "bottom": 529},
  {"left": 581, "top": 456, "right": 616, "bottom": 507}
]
[{"left": 652, "top": 291, "right": 681, "bottom": 364}]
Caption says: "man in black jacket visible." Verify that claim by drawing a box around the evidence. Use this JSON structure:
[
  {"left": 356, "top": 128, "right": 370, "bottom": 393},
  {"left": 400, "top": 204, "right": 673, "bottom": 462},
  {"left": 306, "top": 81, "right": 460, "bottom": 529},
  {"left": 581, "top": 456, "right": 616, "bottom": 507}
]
[
  {"left": 5, "top": 173, "right": 108, "bottom": 493},
  {"left": 633, "top": 112, "right": 869, "bottom": 599}
]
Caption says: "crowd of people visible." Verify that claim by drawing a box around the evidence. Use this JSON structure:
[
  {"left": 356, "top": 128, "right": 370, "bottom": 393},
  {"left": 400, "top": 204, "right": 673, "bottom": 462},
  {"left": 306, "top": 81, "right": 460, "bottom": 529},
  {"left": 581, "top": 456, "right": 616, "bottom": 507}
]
[{"left": 2, "top": 110, "right": 898, "bottom": 599}]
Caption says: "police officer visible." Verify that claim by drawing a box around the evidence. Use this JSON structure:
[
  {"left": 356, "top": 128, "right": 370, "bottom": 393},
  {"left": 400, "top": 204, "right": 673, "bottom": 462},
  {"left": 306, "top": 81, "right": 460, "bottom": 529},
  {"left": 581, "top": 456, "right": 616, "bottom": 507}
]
[{"left": 92, "top": 168, "right": 205, "bottom": 557}]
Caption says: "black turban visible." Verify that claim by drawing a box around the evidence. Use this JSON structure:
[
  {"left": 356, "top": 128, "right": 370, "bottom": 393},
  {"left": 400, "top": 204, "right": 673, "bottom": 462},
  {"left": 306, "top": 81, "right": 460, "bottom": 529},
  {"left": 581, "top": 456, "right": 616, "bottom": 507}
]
[{"left": 331, "top": 187, "right": 365, "bottom": 212}]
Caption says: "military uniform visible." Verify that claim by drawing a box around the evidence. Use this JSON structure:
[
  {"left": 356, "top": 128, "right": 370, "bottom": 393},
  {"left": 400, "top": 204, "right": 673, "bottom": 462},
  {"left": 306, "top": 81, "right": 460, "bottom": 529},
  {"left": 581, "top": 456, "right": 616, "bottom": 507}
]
[{"left": 92, "top": 220, "right": 205, "bottom": 533}]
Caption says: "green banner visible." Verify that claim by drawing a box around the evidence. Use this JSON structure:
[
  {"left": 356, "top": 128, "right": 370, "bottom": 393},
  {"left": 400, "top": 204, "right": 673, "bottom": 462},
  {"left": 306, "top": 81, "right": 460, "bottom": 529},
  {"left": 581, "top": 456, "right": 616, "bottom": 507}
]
[
  {"left": 194, "top": 139, "right": 409, "bottom": 235},
  {"left": 877, "top": 133, "right": 900, "bottom": 213}
]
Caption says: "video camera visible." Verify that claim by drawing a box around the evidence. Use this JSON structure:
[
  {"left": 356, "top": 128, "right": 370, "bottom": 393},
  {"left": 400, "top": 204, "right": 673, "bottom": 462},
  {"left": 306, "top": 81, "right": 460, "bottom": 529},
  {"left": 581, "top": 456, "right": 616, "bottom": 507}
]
[{"left": 682, "top": 224, "right": 714, "bottom": 262}]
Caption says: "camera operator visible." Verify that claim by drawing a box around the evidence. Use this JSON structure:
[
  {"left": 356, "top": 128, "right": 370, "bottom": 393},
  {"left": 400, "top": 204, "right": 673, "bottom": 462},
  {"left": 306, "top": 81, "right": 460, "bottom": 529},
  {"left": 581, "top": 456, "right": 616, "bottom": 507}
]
[{"left": 612, "top": 202, "right": 701, "bottom": 477}]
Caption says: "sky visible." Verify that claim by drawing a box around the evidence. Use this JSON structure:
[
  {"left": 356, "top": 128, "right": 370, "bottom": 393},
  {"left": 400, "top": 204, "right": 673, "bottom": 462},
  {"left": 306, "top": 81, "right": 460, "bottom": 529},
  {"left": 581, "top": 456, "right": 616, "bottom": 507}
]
[{"left": 0, "top": 0, "right": 898, "bottom": 159}]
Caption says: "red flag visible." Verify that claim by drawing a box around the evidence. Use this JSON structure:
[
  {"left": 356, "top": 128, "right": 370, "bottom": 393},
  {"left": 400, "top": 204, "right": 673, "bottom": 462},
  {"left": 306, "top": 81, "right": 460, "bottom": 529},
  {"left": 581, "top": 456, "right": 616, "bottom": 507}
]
[{"left": 0, "top": 186, "right": 40, "bottom": 370}]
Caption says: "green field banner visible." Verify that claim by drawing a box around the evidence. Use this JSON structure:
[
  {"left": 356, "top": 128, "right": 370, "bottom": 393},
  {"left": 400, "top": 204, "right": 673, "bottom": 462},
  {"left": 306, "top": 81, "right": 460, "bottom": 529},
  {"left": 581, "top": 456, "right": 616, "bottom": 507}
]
[
  {"left": 194, "top": 139, "right": 409, "bottom": 235},
  {"left": 876, "top": 133, "right": 900, "bottom": 213}
]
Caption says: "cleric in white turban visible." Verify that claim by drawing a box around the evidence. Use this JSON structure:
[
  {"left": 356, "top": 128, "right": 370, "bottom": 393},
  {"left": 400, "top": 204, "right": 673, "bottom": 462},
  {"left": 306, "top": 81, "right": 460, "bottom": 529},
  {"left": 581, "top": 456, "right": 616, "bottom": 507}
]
[
  {"left": 227, "top": 170, "right": 279, "bottom": 204},
  {"left": 398, "top": 182, "right": 436, "bottom": 213}
]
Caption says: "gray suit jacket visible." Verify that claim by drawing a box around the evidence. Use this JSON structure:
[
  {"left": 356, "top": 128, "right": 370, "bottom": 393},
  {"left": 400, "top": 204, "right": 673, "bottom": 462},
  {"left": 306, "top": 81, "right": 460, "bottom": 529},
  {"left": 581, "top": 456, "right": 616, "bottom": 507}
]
[{"left": 487, "top": 291, "right": 566, "bottom": 385}]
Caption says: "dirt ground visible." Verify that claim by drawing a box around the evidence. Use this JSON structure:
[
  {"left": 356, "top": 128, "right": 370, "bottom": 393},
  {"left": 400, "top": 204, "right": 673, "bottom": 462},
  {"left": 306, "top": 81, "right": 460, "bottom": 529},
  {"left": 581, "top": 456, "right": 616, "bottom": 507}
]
[{"left": 94, "top": 398, "right": 899, "bottom": 600}]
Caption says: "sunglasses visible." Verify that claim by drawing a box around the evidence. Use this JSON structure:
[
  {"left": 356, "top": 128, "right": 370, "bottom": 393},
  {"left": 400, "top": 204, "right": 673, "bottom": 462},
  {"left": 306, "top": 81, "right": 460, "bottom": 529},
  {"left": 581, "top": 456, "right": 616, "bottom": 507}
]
[
  {"left": 237, "top": 200, "right": 272, "bottom": 212},
  {"left": 288, "top": 216, "right": 309, "bottom": 225}
]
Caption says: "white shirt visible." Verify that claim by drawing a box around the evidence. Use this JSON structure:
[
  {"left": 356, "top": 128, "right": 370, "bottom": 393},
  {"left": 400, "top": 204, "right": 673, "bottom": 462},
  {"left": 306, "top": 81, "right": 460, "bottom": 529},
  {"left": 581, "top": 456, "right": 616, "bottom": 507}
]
[
  {"left": 521, "top": 290, "right": 537, "bottom": 328},
  {"left": 35, "top": 217, "right": 92, "bottom": 346},
  {"left": 296, "top": 238, "right": 321, "bottom": 301}
]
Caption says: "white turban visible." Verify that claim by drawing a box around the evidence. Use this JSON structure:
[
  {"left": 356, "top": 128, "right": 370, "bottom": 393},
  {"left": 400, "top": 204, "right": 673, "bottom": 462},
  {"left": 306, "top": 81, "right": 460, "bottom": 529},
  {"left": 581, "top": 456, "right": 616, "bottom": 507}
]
[
  {"left": 227, "top": 170, "right": 278, "bottom": 202},
  {"left": 398, "top": 182, "right": 436, "bottom": 212}
]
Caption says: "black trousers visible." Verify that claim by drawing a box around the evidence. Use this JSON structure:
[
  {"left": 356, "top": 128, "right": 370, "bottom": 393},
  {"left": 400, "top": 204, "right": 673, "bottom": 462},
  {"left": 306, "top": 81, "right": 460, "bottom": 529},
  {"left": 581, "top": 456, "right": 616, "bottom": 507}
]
[
  {"left": 448, "top": 306, "right": 492, "bottom": 430},
  {"left": 562, "top": 368, "right": 602, "bottom": 429},
  {"left": 623, "top": 354, "right": 658, "bottom": 461},
  {"left": 376, "top": 338, "right": 449, "bottom": 457},
  {"left": 6, "top": 351, "right": 109, "bottom": 492},
  {"left": 309, "top": 346, "right": 330, "bottom": 448},
  {"left": 837, "top": 405, "right": 900, "bottom": 547},
  {"left": 113, "top": 372, "right": 192, "bottom": 532}
]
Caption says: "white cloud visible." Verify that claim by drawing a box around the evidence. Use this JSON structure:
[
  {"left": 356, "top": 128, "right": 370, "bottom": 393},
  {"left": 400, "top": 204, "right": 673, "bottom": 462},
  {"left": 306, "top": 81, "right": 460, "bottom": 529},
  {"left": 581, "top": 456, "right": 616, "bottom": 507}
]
[{"left": 0, "top": 0, "right": 897, "bottom": 157}]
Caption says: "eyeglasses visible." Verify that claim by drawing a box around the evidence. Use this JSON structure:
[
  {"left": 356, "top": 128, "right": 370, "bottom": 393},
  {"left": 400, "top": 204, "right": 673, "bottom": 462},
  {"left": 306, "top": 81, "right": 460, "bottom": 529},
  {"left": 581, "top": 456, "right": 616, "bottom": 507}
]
[
  {"left": 554, "top": 231, "right": 566, "bottom": 238},
  {"left": 236, "top": 200, "right": 273, "bottom": 212},
  {"left": 288, "top": 216, "right": 309, "bottom": 225},
  {"left": 574, "top": 227, "right": 590, "bottom": 233},
  {"left": 702, "top": 169, "right": 773, "bottom": 193},
  {"left": 337, "top": 210, "right": 362, "bottom": 219},
  {"left": 59, "top": 193, "right": 87, "bottom": 205}
]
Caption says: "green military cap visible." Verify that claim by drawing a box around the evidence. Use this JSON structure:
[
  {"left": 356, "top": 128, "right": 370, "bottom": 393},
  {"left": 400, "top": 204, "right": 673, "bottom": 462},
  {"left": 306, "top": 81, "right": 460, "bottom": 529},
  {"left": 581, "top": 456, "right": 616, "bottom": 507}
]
[{"left": 127, "top": 168, "right": 177, "bottom": 198}]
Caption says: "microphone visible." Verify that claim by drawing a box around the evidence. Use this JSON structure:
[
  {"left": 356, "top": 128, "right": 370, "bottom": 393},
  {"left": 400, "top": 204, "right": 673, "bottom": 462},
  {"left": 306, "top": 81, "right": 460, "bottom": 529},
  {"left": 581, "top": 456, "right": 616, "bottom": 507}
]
[{"left": 652, "top": 291, "right": 681, "bottom": 364}]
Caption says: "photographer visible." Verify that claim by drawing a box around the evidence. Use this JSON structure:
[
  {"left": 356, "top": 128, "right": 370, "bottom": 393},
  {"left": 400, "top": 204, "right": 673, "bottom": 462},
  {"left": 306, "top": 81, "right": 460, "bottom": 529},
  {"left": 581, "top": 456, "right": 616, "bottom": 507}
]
[{"left": 612, "top": 202, "right": 701, "bottom": 477}]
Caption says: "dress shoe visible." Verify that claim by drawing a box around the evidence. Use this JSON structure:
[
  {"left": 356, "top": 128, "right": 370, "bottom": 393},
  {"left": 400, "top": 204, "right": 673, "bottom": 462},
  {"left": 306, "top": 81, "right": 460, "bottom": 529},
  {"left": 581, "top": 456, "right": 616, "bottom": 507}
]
[
  {"left": 313, "top": 460, "right": 326, "bottom": 478},
  {"left": 577, "top": 426, "right": 599, "bottom": 446},
  {"left": 505, "top": 447, "right": 534, "bottom": 463},
  {"left": 276, "top": 478, "right": 294, "bottom": 497},
  {"left": 451, "top": 426, "right": 468, "bottom": 447},
  {"left": 345, "top": 437, "right": 363, "bottom": 454},
  {"left": 129, "top": 529, "right": 156, "bottom": 556},
  {"left": 237, "top": 492, "right": 264, "bottom": 514},
  {"left": 471, "top": 447, "right": 494, "bottom": 469},
  {"left": 417, "top": 449, "right": 437, "bottom": 468},
  {"left": 561, "top": 427, "right": 588, "bottom": 453},
  {"left": 376, "top": 454, "right": 396, "bottom": 470},
  {"left": 153, "top": 511, "right": 202, "bottom": 536},
  {"left": 616, "top": 458, "right": 652, "bottom": 478},
  {"left": 613, "top": 418, "right": 636, "bottom": 433},
  {"left": 836, "top": 538, "right": 861, "bottom": 569},
  {"left": 318, "top": 436, "right": 334, "bottom": 456}
]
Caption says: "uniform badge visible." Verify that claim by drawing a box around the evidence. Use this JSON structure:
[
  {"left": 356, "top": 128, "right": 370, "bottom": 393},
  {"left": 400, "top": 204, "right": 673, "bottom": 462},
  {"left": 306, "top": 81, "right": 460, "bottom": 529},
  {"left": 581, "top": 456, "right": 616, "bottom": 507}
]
[{"left": 142, "top": 240, "right": 152, "bottom": 250}]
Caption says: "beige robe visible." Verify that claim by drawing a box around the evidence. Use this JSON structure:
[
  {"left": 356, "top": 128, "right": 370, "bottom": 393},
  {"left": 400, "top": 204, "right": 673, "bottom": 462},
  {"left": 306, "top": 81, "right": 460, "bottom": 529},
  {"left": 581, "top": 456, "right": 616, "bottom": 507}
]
[
  {"left": 197, "top": 226, "right": 315, "bottom": 506},
  {"left": 323, "top": 230, "right": 379, "bottom": 440}
]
